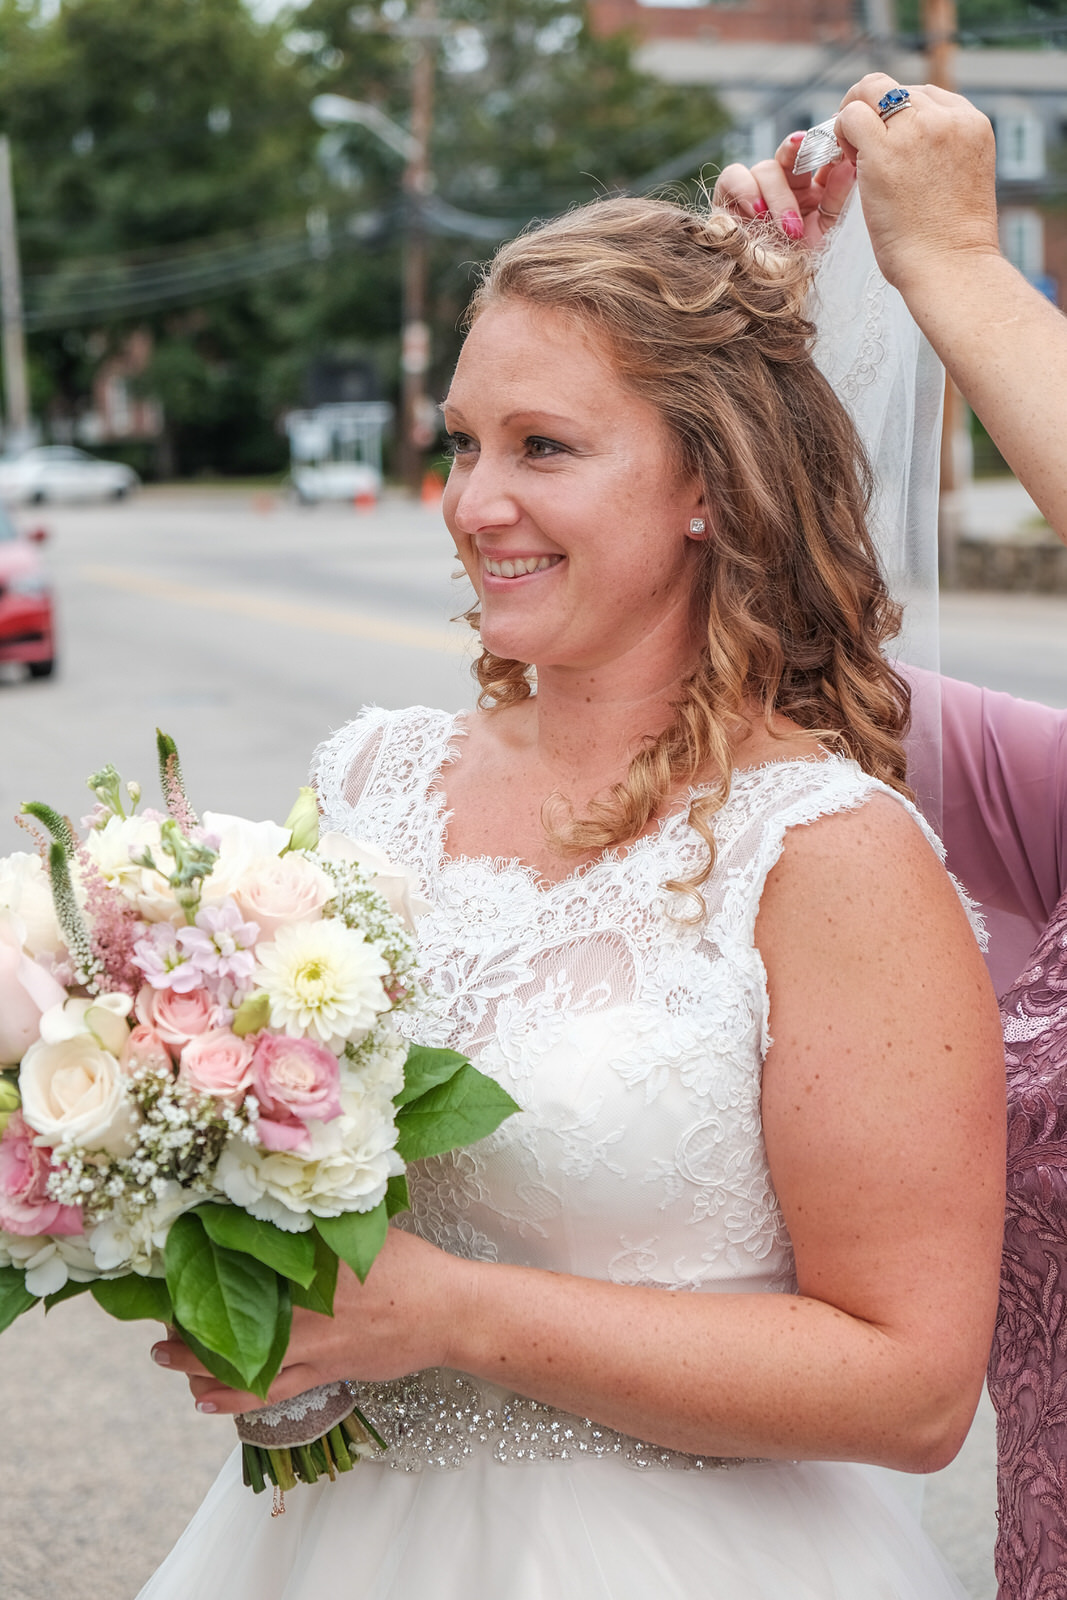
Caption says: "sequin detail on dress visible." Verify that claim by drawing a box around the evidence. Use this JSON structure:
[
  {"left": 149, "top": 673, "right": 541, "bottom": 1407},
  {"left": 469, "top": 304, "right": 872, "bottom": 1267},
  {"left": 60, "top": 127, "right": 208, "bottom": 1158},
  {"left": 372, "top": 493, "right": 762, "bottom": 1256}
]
[{"left": 989, "top": 883, "right": 1067, "bottom": 1597}]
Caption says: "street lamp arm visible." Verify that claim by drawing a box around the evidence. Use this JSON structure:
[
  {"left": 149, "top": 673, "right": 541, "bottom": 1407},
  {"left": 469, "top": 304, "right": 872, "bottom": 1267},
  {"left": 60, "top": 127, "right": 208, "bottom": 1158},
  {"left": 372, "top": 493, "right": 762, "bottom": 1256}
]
[{"left": 310, "top": 94, "right": 422, "bottom": 165}]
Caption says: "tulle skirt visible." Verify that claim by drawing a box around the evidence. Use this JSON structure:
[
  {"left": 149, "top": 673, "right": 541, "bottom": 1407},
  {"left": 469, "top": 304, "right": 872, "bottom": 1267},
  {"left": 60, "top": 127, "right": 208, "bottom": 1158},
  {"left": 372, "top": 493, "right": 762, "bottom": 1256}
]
[{"left": 137, "top": 1445, "right": 967, "bottom": 1599}]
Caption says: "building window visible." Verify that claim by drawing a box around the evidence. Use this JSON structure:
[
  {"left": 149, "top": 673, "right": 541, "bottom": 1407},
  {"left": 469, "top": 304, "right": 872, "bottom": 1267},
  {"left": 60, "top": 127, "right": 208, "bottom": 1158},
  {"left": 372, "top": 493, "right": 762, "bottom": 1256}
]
[
  {"left": 1000, "top": 207, "right": 1045, "bottom": 279},
  {"left": 996, "top": 113, "right": 1045, "bottom": 181}
]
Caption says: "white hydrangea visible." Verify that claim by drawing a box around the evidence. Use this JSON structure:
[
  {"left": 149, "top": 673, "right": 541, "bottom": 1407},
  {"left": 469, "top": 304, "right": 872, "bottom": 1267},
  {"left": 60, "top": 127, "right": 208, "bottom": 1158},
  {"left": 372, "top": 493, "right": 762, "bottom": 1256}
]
[
  {"left": 216, "top": 1098, "right": 403, "bottom": 1229},
  {"left": 88, "top": 1181, "right": 203, "bottom": 1275},
  {"left": 0, "top": 1230, "right": 103, "bottom": 1296}
]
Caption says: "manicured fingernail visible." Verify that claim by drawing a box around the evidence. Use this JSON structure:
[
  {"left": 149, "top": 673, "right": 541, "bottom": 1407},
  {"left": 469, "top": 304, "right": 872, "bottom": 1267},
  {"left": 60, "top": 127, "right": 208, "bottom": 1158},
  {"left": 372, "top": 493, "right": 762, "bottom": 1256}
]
[
  {"left": 788, "top": 131, "right": 806, "bottom": 144},
  {"left": 151, "top": 1344, "right": 171, "bottom": 1366},
  {"left": 196, "top": 1400, "right": 218, "bottom": 1413},
  {"left": 782, "top": 210, "right": 804, "bottom": 240},
  {"left": 751, "top": 198, "right": 768, "bottom": 216}
]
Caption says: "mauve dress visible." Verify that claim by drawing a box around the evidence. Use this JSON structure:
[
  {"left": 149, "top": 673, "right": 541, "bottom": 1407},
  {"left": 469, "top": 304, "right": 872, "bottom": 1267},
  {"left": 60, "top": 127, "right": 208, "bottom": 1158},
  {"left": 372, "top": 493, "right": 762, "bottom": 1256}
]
[{"left": 933, "top": 674, "right": 1067, "bottom": 1597}]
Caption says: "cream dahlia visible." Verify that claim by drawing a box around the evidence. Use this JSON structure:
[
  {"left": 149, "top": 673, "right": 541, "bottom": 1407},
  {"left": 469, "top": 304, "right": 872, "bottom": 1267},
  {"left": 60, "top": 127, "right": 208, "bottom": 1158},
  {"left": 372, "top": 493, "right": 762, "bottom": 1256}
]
[{"left": 254, "top": 918, "right": 390, "bottom": 1053}]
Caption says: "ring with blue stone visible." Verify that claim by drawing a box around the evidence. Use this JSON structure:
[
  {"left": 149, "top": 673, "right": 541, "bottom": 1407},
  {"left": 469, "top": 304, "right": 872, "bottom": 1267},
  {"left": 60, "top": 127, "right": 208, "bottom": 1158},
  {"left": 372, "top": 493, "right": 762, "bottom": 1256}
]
[{"left": 877, "top": 87, "right": 912, "bottom": 121}]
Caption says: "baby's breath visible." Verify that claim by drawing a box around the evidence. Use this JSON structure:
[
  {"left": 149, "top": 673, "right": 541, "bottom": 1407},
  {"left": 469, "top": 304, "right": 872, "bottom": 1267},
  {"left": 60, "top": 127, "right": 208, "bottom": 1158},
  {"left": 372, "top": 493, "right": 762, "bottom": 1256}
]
[
  {"left": 315, "top": 857, "right": 418, "bottom": 1005},
  {"left": 46, "top": 1065, "right": 255, "bottom": 1219}
]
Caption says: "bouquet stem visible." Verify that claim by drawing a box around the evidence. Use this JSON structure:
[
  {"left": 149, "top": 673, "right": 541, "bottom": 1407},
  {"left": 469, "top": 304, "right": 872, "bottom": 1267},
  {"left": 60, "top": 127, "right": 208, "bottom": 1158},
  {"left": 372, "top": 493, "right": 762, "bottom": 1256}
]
[{"left": 239, "top": 1402, "right": 386, "bottom": 1515}]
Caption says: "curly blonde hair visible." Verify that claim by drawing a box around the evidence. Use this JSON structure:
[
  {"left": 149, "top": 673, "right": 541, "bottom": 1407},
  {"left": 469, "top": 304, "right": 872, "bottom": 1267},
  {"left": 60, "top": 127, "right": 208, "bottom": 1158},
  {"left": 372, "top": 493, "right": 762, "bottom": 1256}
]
[{"left": 462, "top": 196, "right": 910, "bottom": 901}]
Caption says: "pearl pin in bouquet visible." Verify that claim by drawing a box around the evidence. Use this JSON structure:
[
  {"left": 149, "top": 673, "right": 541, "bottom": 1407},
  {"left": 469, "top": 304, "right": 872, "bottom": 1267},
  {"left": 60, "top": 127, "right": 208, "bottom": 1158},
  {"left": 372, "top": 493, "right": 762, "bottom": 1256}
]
[{"left": 0, "top": 734, "right": 518, "bottom": 1506}]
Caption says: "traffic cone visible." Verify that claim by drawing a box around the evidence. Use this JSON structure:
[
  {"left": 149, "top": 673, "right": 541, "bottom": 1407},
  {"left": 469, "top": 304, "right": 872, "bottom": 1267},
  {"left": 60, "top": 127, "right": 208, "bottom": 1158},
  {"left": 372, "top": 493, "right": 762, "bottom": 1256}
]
[
  {"left": 353, "top": 488, "right": 377, "bottom": 512},
  {"left": 420, "top": 470, "right": 444, "bottom": 505}
]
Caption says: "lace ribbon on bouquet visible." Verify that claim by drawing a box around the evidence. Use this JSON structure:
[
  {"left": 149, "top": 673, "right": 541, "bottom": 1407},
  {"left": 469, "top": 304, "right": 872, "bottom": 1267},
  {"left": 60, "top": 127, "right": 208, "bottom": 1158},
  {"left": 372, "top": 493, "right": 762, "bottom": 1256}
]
[{"left": 235, "top": 1383, "right": 386, "bottom": 1515}]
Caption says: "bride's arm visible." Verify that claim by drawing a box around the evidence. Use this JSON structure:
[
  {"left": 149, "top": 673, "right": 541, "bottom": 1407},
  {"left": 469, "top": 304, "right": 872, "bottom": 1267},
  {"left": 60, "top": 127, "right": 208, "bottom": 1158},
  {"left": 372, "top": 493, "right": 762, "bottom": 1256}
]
[{"left": 156, "top": 795, "right": 1004, "bottom": 1473}]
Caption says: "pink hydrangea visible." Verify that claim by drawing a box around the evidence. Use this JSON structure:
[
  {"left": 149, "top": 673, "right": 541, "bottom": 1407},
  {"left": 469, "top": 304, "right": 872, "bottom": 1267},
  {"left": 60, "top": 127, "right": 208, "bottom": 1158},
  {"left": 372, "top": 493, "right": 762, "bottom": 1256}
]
[
  {"left": 0, "top": 1112, "right": 83, "bottom": 1236},
  {"left": 251, "top": 1034, "right": 342, "bottom": 1153}
]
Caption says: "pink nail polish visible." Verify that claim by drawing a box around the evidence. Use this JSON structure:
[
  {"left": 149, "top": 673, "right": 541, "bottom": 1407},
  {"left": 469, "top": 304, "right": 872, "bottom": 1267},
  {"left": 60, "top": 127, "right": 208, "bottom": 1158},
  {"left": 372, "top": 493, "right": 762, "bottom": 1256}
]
[
  {"left": 751, "top": 198, "right": 768, "bottom": 217},
  {"left": 151, "top": 1344, "right": 171, "bottom": 1366},
  {"left": 782, "top": 210, "right": 804, "bottom": 241},
  {"left": 196, "top": 1400, "right": 218, "bottom": 1413},
  {"left": 788, "top": 132, "right": 806, "bottom": 145}
]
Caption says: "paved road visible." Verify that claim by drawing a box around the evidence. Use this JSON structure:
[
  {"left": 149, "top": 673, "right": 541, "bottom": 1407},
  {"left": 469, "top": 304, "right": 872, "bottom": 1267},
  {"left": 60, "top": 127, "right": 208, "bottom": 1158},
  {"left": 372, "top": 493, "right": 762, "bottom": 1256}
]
[{"left": 3, "top": 487, "right": 1064, "bottom": 1598}]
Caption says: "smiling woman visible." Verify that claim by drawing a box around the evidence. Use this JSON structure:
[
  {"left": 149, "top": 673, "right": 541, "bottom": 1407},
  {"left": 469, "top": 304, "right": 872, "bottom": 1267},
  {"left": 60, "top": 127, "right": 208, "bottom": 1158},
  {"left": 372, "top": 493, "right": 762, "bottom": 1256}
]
[{"left": 139, "top": 197, "right": 1003, "bottom": 1600}]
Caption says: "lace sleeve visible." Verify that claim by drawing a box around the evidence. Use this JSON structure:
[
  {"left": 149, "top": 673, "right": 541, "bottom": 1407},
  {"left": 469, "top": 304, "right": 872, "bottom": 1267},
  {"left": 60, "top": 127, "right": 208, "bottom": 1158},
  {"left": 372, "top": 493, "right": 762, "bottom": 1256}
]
[{"left": 309, "top": 707, "right": 391, "bottom": 834}]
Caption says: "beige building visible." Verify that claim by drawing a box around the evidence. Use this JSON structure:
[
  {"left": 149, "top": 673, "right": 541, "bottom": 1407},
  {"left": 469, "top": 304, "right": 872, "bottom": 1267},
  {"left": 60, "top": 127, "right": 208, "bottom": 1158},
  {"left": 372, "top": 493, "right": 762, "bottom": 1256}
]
[{"left": 591, "top": 1, "right": 1067, "bottom": 307}]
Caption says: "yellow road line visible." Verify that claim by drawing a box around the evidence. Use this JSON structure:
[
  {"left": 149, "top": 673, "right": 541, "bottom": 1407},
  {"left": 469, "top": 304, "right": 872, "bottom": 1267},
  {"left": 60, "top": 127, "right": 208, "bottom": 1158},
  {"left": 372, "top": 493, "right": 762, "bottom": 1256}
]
[{"left": 80, "top": 564, "right": 473, "bottom": 657}]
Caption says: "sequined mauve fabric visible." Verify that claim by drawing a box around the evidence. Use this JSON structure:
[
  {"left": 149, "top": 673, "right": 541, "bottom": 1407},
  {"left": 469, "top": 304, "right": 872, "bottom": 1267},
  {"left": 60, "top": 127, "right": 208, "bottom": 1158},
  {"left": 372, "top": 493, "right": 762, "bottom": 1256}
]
[{"left": 990, "top": 885, "right": 1067, "bottom": 1598}]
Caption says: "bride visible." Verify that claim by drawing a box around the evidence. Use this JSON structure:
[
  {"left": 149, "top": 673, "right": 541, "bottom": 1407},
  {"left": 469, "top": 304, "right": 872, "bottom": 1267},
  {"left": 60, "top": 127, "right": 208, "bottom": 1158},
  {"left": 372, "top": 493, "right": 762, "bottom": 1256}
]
[{"left": 141, "top": 193, "right": 1003, "bottom": 1598}]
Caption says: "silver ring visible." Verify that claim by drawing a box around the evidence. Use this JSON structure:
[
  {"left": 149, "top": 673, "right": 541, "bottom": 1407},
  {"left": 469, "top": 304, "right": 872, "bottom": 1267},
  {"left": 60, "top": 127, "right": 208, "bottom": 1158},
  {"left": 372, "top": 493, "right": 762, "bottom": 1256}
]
[
  {"left": 877, "top": 87, "right": 912, "bottom": 121},
  {"left": 817, "top": 204, "right": 842, "bottom": 224}
]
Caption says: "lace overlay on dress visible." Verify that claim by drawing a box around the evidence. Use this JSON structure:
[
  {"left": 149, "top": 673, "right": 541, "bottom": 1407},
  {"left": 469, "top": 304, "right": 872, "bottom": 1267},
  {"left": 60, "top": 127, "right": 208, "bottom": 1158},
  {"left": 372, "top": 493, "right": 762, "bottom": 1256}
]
[{"left": 312, "top": 705, "right": 963, "bottom": 1474}]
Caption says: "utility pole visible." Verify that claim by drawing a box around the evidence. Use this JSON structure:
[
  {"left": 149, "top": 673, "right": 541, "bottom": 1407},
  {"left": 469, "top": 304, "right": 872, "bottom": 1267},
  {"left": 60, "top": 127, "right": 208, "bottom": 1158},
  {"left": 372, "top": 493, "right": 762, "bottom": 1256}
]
[
  {"left": 0, "top": 136, "right": 30, "bottom": 450},
  {"left": 862, "top": 1, "right": 897, "bottom": 72},
  {"left": 923, "top": 0, "right": 968, "bottom": 587},
  {"left": 398, "top": 0, "right": 437, "bottom": 494}
]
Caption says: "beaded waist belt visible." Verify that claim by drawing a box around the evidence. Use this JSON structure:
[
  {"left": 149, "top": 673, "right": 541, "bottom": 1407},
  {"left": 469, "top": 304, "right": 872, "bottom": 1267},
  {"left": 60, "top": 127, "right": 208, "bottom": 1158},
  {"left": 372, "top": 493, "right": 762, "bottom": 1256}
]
[{"left": 340, "top": 1367, "right": 751, "bottom": 1473}]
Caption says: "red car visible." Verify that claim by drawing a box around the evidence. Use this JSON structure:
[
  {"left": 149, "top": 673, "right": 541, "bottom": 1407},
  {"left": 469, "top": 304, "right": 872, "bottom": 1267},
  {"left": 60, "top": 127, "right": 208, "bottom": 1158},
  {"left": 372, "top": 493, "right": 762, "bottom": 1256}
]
[{"left": 0, "top": 503, "right": 55, "bottom": 678}]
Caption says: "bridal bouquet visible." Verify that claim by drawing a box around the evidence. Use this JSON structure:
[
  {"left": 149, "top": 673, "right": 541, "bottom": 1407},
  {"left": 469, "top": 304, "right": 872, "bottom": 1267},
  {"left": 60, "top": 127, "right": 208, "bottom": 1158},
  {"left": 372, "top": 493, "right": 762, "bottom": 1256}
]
[{"left": 0, "top": 734, "right": 516, "bottom": 1504}]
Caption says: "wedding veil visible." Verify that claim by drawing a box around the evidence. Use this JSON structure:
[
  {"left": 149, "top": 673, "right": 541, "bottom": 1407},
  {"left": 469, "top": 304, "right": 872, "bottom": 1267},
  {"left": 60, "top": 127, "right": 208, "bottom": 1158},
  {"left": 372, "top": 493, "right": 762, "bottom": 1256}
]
[{"left": 809, "top": 197, "right": 945, "bottom": 829}]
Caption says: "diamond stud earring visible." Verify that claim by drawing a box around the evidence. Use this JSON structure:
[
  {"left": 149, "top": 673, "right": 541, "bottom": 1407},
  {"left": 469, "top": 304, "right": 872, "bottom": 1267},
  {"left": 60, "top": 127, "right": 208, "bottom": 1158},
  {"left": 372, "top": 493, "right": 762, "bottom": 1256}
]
[{"left": 689, "top": 517, "right": 706, "bottom": 536}]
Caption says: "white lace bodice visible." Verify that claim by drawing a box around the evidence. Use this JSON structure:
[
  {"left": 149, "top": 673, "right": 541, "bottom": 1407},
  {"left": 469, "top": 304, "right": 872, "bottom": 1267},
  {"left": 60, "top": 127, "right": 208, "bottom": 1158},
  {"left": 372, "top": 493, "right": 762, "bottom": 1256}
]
[
  {"left": 311, "top": 706, "right": 956, "bottom": 1469},
  {"left": 315, "top": 706, "right": 938, "bottom": 1294}
]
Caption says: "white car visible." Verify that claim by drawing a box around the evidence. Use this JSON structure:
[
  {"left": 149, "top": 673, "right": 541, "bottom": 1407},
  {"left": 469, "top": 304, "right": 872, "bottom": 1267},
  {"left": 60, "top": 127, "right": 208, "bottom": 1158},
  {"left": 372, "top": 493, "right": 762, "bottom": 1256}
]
[
  {"left": 0, "top": 446, "right": 140, "bottom": 505},
  {"left": 290, "top": 461, "right": 382, "bottom": 505}
]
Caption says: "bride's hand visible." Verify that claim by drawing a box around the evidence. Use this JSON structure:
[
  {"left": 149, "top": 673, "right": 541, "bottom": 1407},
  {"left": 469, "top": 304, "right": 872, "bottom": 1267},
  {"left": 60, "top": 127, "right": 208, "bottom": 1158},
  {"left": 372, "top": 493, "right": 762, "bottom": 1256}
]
[
  {"left": 713, "top": 133, "right": 857, "bottom": 247},
  {"left": 150, "top": 1227, "right": 473, "bottom": 1414}
]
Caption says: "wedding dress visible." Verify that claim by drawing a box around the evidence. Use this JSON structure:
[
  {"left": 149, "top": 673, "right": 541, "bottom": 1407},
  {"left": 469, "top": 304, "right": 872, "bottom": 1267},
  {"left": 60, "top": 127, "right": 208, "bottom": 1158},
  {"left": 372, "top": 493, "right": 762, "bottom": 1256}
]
[{"left": 138, "top": 705, "right": 970, "bottom": 1600}]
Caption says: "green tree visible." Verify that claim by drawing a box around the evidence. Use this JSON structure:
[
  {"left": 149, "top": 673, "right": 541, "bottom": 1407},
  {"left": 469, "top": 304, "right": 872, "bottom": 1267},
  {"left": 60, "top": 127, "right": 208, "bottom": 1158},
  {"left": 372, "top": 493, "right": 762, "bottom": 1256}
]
[{"left": 0, "top": 0, "right": 725, "bottom": 476}]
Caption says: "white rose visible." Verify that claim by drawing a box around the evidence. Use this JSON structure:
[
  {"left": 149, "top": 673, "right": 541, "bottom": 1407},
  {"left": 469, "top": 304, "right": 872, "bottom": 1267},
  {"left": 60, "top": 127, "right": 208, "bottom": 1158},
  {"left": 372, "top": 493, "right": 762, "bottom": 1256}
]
[
  {"left": 317, "top": 834, "right": 431, "bottom": 931},
  {"left": 0, "top": 1231, "right": 102, "bottom": 1296},
  {"left": 200, "top": 812, "right": 292, "bottom": 903},
  {"left": 0, "top": 853, "right": 65, "bottom": 958},
  {"left": 82, "top": 814, "right": 179, "bottom": 923},
  {"left": 217, "top": 1101, "right": 402, "bottom": 1228},
  {"left": 230, "top": 852, "right": 334, "bottom": 940},
  {"left": 20, "top": 1031, "right": 138, "bottom": 1157},
  {"left": 88, "top": 1182, "right": 201, "bottom": 1275}
]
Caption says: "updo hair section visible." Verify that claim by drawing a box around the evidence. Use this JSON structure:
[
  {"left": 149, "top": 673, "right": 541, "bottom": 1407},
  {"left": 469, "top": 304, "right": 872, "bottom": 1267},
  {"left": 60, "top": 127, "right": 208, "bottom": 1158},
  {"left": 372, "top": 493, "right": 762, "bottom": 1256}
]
[{"left": 461, "top": 196, "right": 910, "bottom": 904}]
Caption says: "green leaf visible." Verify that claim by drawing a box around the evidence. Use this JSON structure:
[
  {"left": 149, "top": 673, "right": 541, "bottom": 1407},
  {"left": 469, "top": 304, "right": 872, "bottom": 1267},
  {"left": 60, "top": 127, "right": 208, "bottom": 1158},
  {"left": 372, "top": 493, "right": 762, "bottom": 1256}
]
[
  {"left": 255, "top": 1280, "right": 293, "bottom": 1399},
  {"left": 395, "top": 1064, "right": 520, "bottom": 1164},
  {"left": 177, "top": 1325, "right": 250, "bottom": 1394},
  {"left": 91, "top": 1276, "right": 174, "bottom": 1323},
  {"left": 194, "top": 1204, "right": 317, "bottom": 1289},
  {"left": 0, "top": 1266, "right": 38, "bottom": 1333},
  {"left": 164, "top": 1212, "right": 278, "bottom": 1390},
  {"left": 315, "top": 1202, "right": 387, "bottom": 1285},
  {"left": 44, "top": 1280, "right": 93, "bottom": 1311},
  {"left": 289, "top": 1231, "right": 338, "bottom": 1316},
  {"left": 384, "top": 1173, "right": 410, "bottom": 1218},
  {"left": 394, "top": 1045, "right": 469, "bottom": 1109}
]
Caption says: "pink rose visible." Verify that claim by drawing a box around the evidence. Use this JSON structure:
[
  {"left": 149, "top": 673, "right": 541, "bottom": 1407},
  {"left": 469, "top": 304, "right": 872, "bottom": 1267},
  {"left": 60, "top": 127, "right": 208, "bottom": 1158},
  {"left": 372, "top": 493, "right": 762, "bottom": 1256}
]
[
  {"left": 251, "top": 1034, "right": 342, "bottom": 1153},
  {"left": 136, "top": 985, "right": 216, "bottom": 1053},
  {"left": 178, "top": 1029, "right": 254, "bottom": 1103},
  {"left": 231, "top": 854, "right": 334, "bottom": 941},
  {"left": 0, "top": 915, "right": 67, "bottom": 1067},
  {"left": 0, "top": 1111, "right": 83, "bottom": 1236},
  {"left": 121, "top": 1024, "right": 173, "bottom": 1077}
]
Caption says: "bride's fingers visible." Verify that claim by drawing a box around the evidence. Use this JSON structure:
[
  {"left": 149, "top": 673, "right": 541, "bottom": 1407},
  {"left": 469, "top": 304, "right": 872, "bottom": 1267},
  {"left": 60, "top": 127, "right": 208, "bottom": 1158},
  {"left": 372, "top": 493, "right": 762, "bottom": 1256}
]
[
  {"left": 189, "top": 1364, "right": 324, "bottom": 1416},
  {"left": 151, "top": 1335, "right": 211, "bottom": 1378},
  {"left": 712, "top": 161, "right": 769, "bottom": 218}
]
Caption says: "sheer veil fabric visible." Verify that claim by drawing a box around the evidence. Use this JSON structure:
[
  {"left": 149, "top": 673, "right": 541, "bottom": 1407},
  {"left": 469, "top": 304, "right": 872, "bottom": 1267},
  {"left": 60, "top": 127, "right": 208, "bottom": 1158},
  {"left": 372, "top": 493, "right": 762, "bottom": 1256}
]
[{"left": 810, "top": 196, "right": 945, "bottom": 831}]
